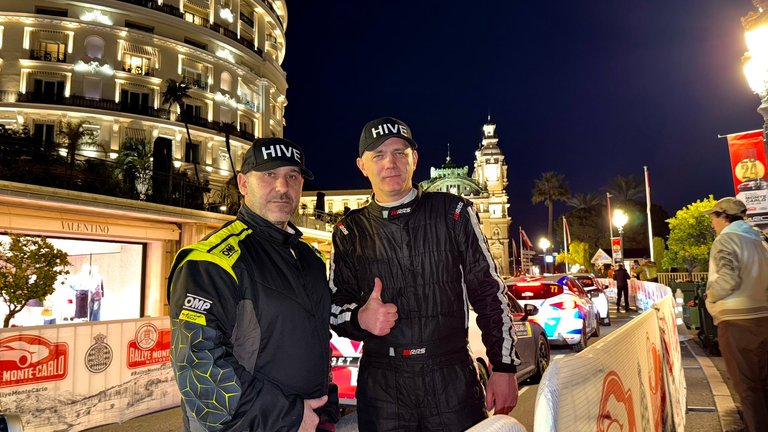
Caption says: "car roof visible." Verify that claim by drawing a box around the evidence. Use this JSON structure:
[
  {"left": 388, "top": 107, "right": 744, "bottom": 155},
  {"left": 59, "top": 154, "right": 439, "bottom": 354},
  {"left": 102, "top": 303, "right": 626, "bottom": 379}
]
[{"left": 508, "top": 274, "right": 573, "bottom": 285}]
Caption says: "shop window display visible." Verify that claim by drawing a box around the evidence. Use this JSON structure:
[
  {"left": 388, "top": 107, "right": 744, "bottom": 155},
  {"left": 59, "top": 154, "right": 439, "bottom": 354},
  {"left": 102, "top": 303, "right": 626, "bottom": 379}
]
[{"left": 0, "top": 237, "right": 143, "bottom": 326}]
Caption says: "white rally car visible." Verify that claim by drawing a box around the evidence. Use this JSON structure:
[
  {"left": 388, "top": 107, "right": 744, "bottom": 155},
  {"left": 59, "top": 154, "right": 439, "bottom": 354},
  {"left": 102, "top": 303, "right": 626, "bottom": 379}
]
[
  {"left": 507, "top": 274, "right": 600, "bottom": 352},
  {"left": 330, "top": 294, "right": 550, "bottom": 406},
  {"left": 572, "top": 273, "right": 611, "bottom": 326}
]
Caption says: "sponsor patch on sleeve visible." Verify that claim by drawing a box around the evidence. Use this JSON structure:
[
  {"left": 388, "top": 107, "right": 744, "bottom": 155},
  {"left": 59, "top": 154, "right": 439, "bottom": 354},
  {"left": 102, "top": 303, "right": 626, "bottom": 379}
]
[{"left": 179, "top": 310, "right": 207, "bottom": 325}]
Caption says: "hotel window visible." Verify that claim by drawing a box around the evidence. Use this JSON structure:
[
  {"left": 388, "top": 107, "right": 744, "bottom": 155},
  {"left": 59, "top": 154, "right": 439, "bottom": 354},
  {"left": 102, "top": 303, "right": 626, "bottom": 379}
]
[
  {"left": 185, "top": 141, "right": 200, "bottom": 164},
  {"left": 30, "top": 30, "right": 68, "bottom": 62},
  {"left": 32, "top": 78, "right": 65, "bottom": 100},
  {"left": 183, "top": 103, "right": 203, "bottom": 122},
  {"left": 33, "top": 122, "right": 55, "bottom": 147},
  {"left": 327, "top": 202, "right": 334, "bottom": 213},
  {"left": 120, "top": 89, "right": 150, "bottom": 115},
  {"left": 181, "top": 58, "right": 210, "bottom": 91},
  {"left": 120, "top": 42, "right": 158, "bottom": 76},
  {"left": 220, "top": 71, "right": 232, "bottom": 92}
]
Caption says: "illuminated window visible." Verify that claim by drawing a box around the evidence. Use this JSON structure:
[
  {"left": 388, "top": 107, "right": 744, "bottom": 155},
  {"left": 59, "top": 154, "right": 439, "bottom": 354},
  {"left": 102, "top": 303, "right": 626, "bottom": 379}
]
[{"left": 220, "top": 71, "right": 232, "bottom": 91}]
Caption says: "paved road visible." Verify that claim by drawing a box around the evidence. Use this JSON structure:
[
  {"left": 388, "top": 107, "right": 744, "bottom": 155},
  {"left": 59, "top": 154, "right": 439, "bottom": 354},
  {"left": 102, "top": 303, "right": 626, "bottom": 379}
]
[{"left": 84, "top": 310, "right": 741, "bottom": 431}]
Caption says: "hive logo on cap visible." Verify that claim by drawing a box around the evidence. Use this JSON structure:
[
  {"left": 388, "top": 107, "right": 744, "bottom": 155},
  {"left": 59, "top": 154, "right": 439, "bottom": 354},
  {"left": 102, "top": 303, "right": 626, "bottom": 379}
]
[
  {"left": 241, "top": 137, "right": 314, "bottom": 179},
  {"left": 359, "top": 116, "right": 418, "bottom": 156}
]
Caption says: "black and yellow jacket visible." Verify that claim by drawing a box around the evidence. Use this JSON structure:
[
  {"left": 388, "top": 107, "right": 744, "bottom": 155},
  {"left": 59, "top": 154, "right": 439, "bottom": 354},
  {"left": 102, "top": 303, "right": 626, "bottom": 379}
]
[{"left": 167, "top": 205, "right": 331, "bottom": 431}]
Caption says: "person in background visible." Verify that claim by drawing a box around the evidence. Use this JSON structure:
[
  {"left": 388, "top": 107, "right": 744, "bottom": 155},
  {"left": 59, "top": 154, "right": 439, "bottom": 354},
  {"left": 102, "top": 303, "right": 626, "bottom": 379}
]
[
  {"left": 703, "top": 197, "right": 768, "bottom": 432},
  {"left": 330, "top": 117, "right": 520, "bottom": 431},
  {"left": 167, "top": 138, "right": 336, "bottom": 431},
  {"left": 613, "top": 263, "right": 630, "bottom": 313}
]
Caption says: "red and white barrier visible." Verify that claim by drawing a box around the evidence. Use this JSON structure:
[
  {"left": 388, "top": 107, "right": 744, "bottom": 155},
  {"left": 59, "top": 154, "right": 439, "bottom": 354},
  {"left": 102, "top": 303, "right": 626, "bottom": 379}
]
[
  {"left": 534, "top": 294, "right": 686, "bottom": 431},
  {"left": 0, "top": 317, "right": 178, "bottom": 431},
  {"left": 467, "top": 415, "right": 528, "bottom": 432}
]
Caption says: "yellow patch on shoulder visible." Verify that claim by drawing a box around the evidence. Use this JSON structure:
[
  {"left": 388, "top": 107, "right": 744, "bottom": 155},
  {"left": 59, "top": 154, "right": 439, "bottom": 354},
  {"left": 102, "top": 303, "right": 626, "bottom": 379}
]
[{"left": 179, "top": 310, "right": 207, "bottom": 326}]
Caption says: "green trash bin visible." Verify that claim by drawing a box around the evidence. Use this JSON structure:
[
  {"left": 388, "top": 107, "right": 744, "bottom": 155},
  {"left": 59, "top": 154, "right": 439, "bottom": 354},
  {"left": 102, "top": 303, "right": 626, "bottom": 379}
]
[
  {"left": 672, "top": 281, "right": 701, "bottom": 329},
  {"left": 698, "top": 282, "right": 720, "bottom": 355}
]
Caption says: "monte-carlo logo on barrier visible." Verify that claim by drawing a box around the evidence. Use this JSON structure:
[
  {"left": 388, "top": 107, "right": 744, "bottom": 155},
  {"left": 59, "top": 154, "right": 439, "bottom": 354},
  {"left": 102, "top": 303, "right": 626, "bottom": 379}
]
[
  {"left": 126, "top": 323, "right": 171, "bottom": 369},
  {"left": 0, "top": 334, "right": 68, "bottom": 388}
]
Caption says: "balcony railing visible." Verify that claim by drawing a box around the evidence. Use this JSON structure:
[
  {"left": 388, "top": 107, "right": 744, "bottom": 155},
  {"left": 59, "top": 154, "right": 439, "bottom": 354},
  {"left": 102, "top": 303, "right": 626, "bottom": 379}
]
[
  {"left": 115, "top": 0, "right": 264, "bottom": 58},
  {"left": 182, "top": 75, "right": 209, "bottom": 91},
  {"left": 0, "top": 90, "right": 255, "bottom": 142},
  {"left": 29, "top": 50, "right": 67, "bottom": 63},
  {"left": 0, "top": 137, "right": 219, "bottom": 212},
  {"left": 121, "top": 63, "right": 156, "bottom": 77}
]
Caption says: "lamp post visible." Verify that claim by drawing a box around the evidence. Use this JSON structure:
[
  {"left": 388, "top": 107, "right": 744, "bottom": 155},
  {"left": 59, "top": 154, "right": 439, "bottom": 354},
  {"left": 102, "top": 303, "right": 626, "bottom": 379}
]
[
  {"left": 742, "top": 1, "right": 768, "bottom": 181},
  {"left": 538, "top": 237, "right": 551, "bottom": 274},
  {"left": 613, "top": 209, "right": 628, "bottom": 266}
]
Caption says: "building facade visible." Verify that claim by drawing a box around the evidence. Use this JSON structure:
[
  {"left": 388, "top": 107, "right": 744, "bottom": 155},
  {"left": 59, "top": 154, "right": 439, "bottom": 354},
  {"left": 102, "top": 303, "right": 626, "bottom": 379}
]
[{"left": 0, "top": 0, "right": 296, "bottom": 326}]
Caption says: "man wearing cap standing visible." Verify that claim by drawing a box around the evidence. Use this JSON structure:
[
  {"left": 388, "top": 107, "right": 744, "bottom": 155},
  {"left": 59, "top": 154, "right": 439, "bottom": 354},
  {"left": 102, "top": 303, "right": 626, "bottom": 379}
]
[
  {"left": 703, "top": 197, "right": 768, "bottom": 432},
  {"left": 330, "top": 117, "right": 520, "bottom": 431},
  {"left": 168, "top": 138, "right": 335, "bottom": 431}
]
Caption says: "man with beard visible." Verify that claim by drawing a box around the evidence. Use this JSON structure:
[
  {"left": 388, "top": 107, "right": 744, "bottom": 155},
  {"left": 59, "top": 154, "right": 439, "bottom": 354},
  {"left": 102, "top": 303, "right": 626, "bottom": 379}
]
[
  {"left": 168, "top": 138, "right": 336, "bottom": 431},
  {"left": 330, "top": 117, "right": 520, "bottom": 431}
]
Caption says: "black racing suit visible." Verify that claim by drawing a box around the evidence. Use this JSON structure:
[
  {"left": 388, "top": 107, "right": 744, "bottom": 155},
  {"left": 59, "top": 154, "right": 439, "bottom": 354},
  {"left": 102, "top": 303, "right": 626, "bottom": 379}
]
[
  {"left": 167, "top": 205, "right": 332, "bottom": 431},
  {"left": 330, "top": 190, "right": 520, "bottom": 431}
]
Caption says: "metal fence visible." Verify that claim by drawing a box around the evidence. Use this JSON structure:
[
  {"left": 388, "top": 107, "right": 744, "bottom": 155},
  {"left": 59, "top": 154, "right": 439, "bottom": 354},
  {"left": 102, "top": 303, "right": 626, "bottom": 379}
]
[{"left": 657, "top": 272, "right": 707, "bottom": 286}]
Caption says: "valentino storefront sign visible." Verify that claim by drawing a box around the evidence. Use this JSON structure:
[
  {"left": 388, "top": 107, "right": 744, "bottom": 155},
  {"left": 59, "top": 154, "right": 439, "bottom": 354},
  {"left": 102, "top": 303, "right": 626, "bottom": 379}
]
[{"left": 60, "top": 221, "right": 110, "bottom": 234}]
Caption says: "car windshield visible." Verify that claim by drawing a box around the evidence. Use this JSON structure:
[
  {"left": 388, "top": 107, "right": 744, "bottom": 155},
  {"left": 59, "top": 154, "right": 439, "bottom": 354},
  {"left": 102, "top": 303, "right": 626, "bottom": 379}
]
[{"left": 509, "top": 282, "right": 564, "bottom": 300}]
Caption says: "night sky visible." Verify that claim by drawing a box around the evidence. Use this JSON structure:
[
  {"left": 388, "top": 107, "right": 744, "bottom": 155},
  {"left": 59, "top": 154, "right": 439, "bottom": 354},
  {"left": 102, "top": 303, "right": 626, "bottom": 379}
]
[{"left": 281, "top": 1, "right": 760, "bottom": 242}]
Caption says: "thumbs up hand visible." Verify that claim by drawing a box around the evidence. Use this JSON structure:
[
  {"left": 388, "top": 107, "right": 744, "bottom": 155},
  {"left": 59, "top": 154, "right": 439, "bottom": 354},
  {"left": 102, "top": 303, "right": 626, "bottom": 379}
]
[{"left": 358, "top": 277, "right": 398, "bottom": 336}]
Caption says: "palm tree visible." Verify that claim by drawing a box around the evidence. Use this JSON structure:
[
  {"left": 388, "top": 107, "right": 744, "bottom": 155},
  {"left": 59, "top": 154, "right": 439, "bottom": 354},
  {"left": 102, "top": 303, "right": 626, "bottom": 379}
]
[
  {"left": 115, "top": 138, "right": 154, "bottom": 200},
  {"left": 565, "top": 193, "right": 603, "bottom": 210},
  {"left": 56, "top": 119, "right": 97, "bottom": 185},
  {"left": 215, "top": 120, "right": 241, "bottom": 208},
  {"left": 603, "top": 175, "right": 644, "bottom": 203},
  {"left": 161, "top": 78, "right": 200, "bottom": 184},
  {"left": 531, "top": 171, "right": 570, "bottom": 242}
]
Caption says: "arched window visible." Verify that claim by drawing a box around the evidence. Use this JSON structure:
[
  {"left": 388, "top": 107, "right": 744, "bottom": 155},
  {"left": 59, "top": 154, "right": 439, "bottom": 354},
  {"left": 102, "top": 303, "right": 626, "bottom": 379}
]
[
  {"left": 220, "top": 71, "right": 232, "bottom": 92},
  {"left": 84, "top": 36, "right": 105, "bottom": 58}
]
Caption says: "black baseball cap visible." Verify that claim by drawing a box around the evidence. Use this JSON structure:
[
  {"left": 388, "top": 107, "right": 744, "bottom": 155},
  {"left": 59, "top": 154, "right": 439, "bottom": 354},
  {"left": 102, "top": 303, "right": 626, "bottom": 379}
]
[
  {"left": 358, "top": 117, "right": 418, "bottom": 157},
  {"left": 241, "top": 137, "right": 314, "bottom": 180}
]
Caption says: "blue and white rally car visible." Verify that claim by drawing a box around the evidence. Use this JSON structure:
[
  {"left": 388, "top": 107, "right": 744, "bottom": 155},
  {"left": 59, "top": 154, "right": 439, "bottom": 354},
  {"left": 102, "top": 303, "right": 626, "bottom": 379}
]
[{"left": 507, "top": 274, "right": 600, "bottom": 352}]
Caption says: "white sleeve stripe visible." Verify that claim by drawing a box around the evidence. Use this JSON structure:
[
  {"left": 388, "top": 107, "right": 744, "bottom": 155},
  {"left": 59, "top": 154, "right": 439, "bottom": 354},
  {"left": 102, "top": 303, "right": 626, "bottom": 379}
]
[
  {"left": 466, "top": 205, "right": 520, "bottom": 365},
  {"left": 331, "top": 303, "right": 358, "bottom": 315},
  {"left": 330, "top": 312, "right": 353, "bottom": 326}
]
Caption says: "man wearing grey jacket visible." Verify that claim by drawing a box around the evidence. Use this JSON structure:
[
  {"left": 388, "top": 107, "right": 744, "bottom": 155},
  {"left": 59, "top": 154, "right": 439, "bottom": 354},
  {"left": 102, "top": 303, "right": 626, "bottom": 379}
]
[{"left": 703, "top": 197, "right": 768, "bottom": 432}]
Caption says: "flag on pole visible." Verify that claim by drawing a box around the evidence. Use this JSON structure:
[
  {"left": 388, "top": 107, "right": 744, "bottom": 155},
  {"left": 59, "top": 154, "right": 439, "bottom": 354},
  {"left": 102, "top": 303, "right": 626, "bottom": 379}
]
[
  {"left": 520, "top": 228, "right": 533, "bottom": 249},
  {"left": 511, "top": 238, "right": 517, "bottom": 258},
  {"left": 563, "top": 216, "right": 571, "bottom": 245}
]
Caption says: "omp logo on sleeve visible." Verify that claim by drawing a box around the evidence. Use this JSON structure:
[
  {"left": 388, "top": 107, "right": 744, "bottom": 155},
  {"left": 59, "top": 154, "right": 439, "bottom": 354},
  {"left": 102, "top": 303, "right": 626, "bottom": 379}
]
[
  {"left": 220, "top": 244, "right": 237, "bottom": 257},
  {"left": 184, "top": 294, "right": 212, "bottom": 313}
]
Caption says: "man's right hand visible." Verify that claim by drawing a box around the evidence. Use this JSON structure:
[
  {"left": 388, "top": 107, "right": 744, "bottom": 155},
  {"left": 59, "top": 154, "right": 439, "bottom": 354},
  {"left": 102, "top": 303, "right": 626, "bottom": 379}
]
[
  {"left": 299, "top": 395, "right": 327, "bottom": 432},
  {"left": 358, "top": 277, "right": 398, "bottom": 336}
]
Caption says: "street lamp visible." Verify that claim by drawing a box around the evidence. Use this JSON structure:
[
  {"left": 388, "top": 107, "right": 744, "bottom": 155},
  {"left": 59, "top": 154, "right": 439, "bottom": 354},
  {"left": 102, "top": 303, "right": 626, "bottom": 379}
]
[
  {"left": 743, "top": 1, "right": 768, "bottom": 154},
  {"left": 613, "top": 209, "right": 628, "bottom": 266},
  {"left": 538, "top": 237, "right": 551, "bottom": 274}
]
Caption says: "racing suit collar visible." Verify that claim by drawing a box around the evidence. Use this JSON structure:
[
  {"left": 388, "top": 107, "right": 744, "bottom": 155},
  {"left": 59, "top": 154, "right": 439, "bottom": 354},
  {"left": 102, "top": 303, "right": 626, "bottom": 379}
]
[
  {"left": 368, "top": 185, "right": 422, "bottom": 220},
  {"left": 237, "top": 204, "right": 303, "bottom": 245}
]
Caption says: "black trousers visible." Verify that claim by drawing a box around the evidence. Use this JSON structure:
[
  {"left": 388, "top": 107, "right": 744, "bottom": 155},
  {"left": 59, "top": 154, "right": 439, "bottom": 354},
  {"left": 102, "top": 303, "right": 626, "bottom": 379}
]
[
  {"left": 356, "top": 351, "right": 486, "bottom": 432},
  {"left": 616, "top": 286, "right": 629, "bottom": 311}
]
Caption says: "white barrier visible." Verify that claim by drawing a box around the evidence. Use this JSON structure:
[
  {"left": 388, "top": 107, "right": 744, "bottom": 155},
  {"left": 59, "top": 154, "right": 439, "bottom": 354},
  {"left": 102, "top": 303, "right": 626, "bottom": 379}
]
[
  {"left": 533, "top": 294, "right": 686, "bottom": 432},
  {"left": 466, "top": 415, "right": 528, "bottom": 432},
  {"left": 0, "top": 317, "right": 179, "bottom": 431}
]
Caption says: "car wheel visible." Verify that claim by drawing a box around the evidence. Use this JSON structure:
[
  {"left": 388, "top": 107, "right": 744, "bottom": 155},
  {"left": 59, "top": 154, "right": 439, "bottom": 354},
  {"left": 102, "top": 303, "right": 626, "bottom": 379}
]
[
  {"left": 476, "top": 357, "right": 490, "bottom": 389},
  {"left": 573, "top": 322, "right": 588, "bottom": 352},
  {"left": 592, "top": 314, "right": 601, "bottom": 337},
  {"left": 529, "top": 334, "right": 550, "bottom": 384}
]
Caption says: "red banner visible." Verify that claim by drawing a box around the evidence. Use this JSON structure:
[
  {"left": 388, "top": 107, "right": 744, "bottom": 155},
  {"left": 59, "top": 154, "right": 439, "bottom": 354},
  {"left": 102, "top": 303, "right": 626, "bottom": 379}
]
[
  {"left": 611, "top": 237, "right": 623, "bottom": 264},
  {"left": 727, "top": 131, "right": 768, "bottom": 228},
  {"left": 726, "top": 130, "right": 767, "bottom": 194},
  {"left": 126, "top": 323, "right": 171, "bottom": 369},
  {"left": 0, "top": 334, "right": 68, "bottom": 388}
]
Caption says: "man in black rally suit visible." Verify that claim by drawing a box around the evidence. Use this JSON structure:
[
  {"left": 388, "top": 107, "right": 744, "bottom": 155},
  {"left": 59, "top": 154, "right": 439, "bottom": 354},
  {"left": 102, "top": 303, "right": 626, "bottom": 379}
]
[
  {"left": 330, "top": 117, "right": 521, "bottom": 431},
  {"left": 167, "top": 138, "right": 337, "bottom": 431}
]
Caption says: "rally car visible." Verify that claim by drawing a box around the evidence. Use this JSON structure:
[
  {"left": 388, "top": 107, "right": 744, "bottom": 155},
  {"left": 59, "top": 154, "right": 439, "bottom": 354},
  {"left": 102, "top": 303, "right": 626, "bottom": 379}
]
[
  {"left": 507, "top": 274, "right": 600, "bottom": 352},
  {"left": 330, "top": 294, "right": 550, "bottom": 406},
  {"left": 572, "top": 273, "right": 611, "bottom": 326}
]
